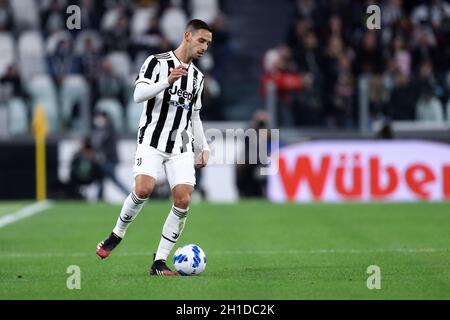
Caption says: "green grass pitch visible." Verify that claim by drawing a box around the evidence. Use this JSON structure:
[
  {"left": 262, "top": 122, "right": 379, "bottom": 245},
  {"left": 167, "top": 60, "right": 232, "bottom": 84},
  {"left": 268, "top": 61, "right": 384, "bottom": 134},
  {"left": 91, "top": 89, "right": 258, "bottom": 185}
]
[{"left": 0, "top": 200, "right": 449, "bottom": 299}]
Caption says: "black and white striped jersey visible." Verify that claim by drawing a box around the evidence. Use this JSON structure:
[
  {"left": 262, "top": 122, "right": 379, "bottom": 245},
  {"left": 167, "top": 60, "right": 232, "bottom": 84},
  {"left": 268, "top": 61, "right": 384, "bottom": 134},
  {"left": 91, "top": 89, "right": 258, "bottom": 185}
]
[{"left": 135, "top": 51, "right": 205, "bottom": 154}]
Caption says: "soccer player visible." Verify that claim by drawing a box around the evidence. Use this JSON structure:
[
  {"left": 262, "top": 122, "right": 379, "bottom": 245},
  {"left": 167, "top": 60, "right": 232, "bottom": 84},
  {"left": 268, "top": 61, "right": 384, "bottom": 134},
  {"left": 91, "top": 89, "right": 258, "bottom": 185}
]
[{"left": 96, "top": 19, "right": 212, "bottom": 276}]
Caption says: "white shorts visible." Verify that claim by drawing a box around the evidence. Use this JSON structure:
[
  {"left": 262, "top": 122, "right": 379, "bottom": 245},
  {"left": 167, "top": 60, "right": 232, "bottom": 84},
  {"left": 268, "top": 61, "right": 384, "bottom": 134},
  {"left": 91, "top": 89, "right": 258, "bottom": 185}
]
[{"left": 132, "top": 145, "right": 196, "bottom": 189}]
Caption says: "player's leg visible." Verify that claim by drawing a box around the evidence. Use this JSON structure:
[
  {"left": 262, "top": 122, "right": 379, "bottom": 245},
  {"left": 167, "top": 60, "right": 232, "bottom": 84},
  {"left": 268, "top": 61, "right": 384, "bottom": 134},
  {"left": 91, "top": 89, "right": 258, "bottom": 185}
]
[
  {"left": 155, "top": 184, "right": 193, "bottom": 260},
  {"left": 111, "top": 174, "right": 155, "bottom": 238},
  {"left": 96, "top": 146, "right": 163, "bottom": 259},
  {"left": 151, "top": 152, "right": 195, "bottom": 275},
  {"left": 96, "top": 175, "right": 156, "bottom": 259}
]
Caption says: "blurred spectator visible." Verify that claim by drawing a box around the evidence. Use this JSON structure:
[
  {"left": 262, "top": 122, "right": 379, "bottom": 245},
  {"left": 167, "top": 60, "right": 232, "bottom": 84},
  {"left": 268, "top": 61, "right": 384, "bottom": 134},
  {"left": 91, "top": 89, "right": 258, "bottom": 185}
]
[
  {"left": 391, "top": 35, "right": 411, "bottom": 77},
  {"left": 294, "top": 0, "right": 320, "bottom": 22},
  {"left": 160, "top": 1, "right": 188, "bottom": 47},
  {"left": 369, "top": 73, "right": 388, "bottom": 121},
  {"left": 332, "top": 55, "right": 355, "bottom": 127},
  {"left": 321, "top": 35, "right": 350, "bottom": 126},
  {"left": 294, "top": 73, "right": 323, "bottom": 126},
  {"left": 387, "top": 73, "right": 418, "bottom": 120},
  {"left": 0, "top": 65, "right": 27, "bottom": 103},
  {"left": 209, "top": 13, "right": 231, "bottom": 82},
  {"left": 262, "top": 45, "right": 303, "bottom": 126},
  {"left": 91, "top": 112, "right": 129, "bottom": 201},
  {"left": 416, "top": 82, "right": 444, "bottom": 122},
  {"left": 40, "top": 0, "right": 67, "bottom": 36},
  {"left": 79, "top": 0, "right": 104, "bottom": 30},
  {"left": 417, "top": 60, "right": 443, "bottom": 98},
  {"left": 235, "top": 110, "right": 271, "bottom": 198},
  {"left": 47, "top": 37, "right": 81, "bottom": 86},
  {"left": 200, "top": 67, "right": 223, "bottom": 120},
  {"left": 95, "top": 58, "right": 124, "bottom": 104},
  {"left": 79, "top": 36, "right": 103, "bottom": 88},
  {"left": 411, "top": 0, "right": 450, "bottom": 28},
  {"left": 286, "top": 17, "right": 312, "bottom": 54},
  {"left": 0, "top": 0, "right": 13, "bottom": 31},
  {"left": 104, "top": 11, "right": 131, "bottom": 52},
  {"left": 296, "top": 31, "right": 321, "bottom": 76},
  {"left": 412, "top": 28, "right": 438, "bottom": 71},
  {"left": 382, "top": 0, "right": 404, "bottom": 28},
  {"left": 68, "top": 136, "right": 102, "bottom": 199},
  {"left": 132, "top": 16, "right": 171, "bottom": 56},
  {"left": 354, "top": 31, "right": 383, "bottom": 75}
]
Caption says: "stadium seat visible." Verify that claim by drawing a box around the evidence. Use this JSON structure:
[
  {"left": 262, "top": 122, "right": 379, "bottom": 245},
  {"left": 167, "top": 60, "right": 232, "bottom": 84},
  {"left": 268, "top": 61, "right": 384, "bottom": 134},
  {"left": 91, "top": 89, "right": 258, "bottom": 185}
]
[
  {"left": 10, "top": 0, "right": 40, "bottom": 30},
  {"left": 60, "top": 75, "right": 90, "bottom": 132},
  {"left": 18, "top": 31, "right": 46, "bottom": 82},
  {"left": 107, "top": 51, "right": 131, "bottom": 80},
  {"left": 130, "top": 7, "right": 156, "bottom": 36},
  {"left": 126, "top": 98, "right": 144, "bottom": 134},
  {"left": 101, "top": 7, "right": 121, "bottom": 31},
  {"left": 27, "top": 75, "right": 59, "bottom": 133},
  {"left": 160, "top": 6, "right": 187, "bottom": 47},
  {"left": 190, "top": 0, "right": 219, "bottom": 24},
  {"left": 0, "top": 32, "right": 15, "bottom": 76},
  {"left": 46, "top": 30, "right": 72, "bottom": 55},
  {"left": 7, "top": 97, "right": 28, "bottom": 135},
  {"left": 95, "top": 98, "right": 124, "bottom": 131},
  {"left": 74, "top": 30, "right": 103, "bottom": 55}
]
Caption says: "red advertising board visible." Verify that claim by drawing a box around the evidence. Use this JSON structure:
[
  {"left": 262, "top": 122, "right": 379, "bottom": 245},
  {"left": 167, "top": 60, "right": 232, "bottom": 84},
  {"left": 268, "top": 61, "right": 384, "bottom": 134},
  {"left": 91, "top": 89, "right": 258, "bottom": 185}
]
[{"left": 268, "top": 140, "right": 450, "bottom": 202}]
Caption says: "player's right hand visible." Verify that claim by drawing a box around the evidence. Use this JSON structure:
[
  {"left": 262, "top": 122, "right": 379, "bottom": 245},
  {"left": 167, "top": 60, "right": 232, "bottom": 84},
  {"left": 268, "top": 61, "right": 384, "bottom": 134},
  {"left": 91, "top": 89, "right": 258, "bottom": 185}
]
[{"left": 168, "top": 66, "right": 188, "bottom": 85}]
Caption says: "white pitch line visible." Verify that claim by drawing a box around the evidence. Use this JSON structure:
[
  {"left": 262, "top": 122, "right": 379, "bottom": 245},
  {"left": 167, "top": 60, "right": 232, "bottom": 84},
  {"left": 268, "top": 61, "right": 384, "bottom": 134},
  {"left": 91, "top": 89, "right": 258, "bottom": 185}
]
[
  {"left": 0, "top": 247, "right": 447, "bottom": 259},
  {"left": 0, "top": 201, "right": 52, "bottom": 229}
]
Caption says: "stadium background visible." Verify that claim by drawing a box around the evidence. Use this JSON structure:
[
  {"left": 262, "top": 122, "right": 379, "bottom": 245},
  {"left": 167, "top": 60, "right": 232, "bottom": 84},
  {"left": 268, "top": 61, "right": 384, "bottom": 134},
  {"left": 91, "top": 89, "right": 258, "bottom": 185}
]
[{"left": 1, "top": 0, "right": 450, "bottom": 300}]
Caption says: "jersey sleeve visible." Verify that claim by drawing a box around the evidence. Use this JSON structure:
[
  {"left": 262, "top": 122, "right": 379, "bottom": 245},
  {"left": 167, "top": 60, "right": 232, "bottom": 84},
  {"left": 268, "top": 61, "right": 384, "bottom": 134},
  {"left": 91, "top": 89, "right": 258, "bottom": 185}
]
[
  {"left": 193, "top": 78, "right": 205, "bottom": 111},
  {"left": 135, "top": 55, "right": 160, "bottom": 86}
]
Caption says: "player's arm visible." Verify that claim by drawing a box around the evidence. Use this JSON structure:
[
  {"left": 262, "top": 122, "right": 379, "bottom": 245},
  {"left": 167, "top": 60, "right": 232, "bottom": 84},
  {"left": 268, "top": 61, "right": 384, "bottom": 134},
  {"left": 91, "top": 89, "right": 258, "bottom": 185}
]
[
  {"left": 134, "top": 58, "right": 187, "bottom": 103},
  {"left": 191, "top": 80, "right": 210, "bottom": 169}
]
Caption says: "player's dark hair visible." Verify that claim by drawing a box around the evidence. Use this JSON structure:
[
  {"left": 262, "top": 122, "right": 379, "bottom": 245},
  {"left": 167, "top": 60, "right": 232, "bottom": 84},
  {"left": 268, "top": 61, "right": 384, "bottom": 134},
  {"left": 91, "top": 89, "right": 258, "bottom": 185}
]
[{"left": 186, "top": 19, "right": 212, "bottom": 33}]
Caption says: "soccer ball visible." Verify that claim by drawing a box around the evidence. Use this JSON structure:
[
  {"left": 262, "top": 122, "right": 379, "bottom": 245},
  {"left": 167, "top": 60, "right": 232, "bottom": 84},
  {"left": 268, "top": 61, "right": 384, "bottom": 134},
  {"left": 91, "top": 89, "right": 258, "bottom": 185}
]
[{"left": 172, "top": 244, "right": 207, "bottom": 276}]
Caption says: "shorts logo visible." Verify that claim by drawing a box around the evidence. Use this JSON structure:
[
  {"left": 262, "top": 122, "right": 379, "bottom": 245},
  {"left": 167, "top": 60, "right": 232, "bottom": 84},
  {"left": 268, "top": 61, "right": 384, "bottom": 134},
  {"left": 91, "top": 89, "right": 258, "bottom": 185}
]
[{"left": 136, "top": 157, "right": 142, "bottom": 166}]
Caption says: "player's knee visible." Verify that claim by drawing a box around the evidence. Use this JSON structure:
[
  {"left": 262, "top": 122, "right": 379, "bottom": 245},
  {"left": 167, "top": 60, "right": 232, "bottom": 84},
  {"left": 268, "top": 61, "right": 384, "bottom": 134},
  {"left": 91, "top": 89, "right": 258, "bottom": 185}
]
[
  {"left": 134, "top": 186, "right": 153, "bottom": 199},
  {"left": 174, "top": 194, "right": 191, "bottom": 209}
]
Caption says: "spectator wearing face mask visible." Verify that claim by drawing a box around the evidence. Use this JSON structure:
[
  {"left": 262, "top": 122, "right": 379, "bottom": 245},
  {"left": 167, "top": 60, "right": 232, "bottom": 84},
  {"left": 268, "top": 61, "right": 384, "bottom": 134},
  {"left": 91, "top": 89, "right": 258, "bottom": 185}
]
[{"left": 91, "top": 111, "right": 129, "bottom": 201}]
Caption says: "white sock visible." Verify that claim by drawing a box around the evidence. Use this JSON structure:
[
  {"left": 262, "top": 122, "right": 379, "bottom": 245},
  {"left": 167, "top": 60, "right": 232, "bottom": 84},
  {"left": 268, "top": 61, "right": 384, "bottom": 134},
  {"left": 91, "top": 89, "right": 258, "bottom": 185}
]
[
  {"left": 112, "top": 192, "right": 147, "bottom": 238},
  {"left": 155, "top": 206, "right": 188, "bottom": 261}
]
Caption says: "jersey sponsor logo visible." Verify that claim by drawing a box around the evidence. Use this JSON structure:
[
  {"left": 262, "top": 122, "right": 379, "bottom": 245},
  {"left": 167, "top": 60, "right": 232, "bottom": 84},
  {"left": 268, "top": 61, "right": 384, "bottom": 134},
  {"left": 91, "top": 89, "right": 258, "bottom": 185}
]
[{"left": 169, "top": 85, "right": 193, "bottom": 101}]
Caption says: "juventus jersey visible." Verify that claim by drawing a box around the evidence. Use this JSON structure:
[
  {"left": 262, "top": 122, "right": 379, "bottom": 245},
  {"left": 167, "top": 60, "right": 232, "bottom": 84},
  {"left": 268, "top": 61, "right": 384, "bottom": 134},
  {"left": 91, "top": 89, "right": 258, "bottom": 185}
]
[{"left": 135, "top": 51, "right": 205, "bottom": 154}]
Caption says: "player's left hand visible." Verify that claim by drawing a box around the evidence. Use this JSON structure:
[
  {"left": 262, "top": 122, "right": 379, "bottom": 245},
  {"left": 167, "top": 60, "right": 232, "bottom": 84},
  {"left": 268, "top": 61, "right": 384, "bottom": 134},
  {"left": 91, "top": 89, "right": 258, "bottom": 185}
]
[{"left": 195, "top": 150, "right": 209, "bottom": 169}]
